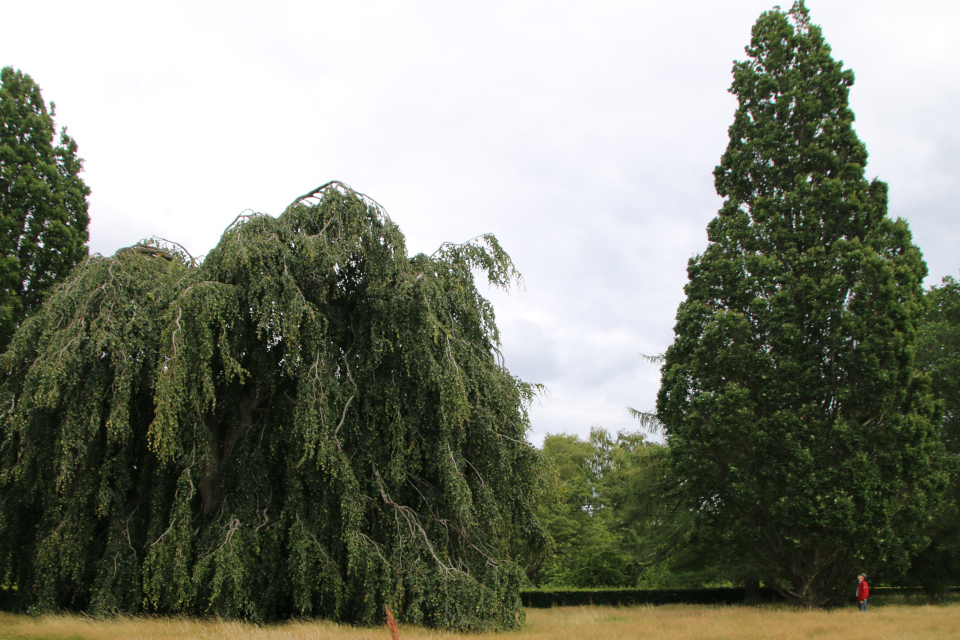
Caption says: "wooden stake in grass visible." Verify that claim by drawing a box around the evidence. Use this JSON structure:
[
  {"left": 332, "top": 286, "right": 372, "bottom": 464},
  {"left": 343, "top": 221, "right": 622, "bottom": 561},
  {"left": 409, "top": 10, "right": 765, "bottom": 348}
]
[{"left": 385, "top": 605, "right": 400, "bottom": 640}]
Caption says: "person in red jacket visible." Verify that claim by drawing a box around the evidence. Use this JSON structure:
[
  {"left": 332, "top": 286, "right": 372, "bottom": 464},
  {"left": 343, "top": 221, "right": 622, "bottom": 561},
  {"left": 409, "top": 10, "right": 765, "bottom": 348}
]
[{"left": 857, "top": 574, "right": 870, "bottom": 612}]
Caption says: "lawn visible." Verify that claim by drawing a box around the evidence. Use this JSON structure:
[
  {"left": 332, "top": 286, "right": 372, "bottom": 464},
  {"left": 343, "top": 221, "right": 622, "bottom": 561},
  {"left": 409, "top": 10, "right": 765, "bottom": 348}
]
[{"left": 1, "top": 602, "right": 958, "bottom": 640}]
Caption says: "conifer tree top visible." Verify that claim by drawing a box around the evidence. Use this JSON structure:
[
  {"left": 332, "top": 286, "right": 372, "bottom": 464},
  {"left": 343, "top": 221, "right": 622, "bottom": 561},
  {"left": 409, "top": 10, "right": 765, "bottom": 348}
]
[
  {"left": 715, "top": 0, "right": 866, "bottom": 207},
  {"left": 0, "top": 66, "right": 90, "bottom": 350}
]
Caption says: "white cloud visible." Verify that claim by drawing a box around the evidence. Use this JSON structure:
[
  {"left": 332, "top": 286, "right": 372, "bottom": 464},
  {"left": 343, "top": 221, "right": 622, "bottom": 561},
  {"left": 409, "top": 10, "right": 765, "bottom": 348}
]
[{"left": 3, "top": 0, "right": 958, "bottom": 442}]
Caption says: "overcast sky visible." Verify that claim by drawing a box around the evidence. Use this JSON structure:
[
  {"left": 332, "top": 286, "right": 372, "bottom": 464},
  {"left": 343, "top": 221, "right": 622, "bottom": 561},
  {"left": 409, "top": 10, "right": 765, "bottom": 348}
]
[{"left": 3, "top": 0, "right": 958, "bottom": 445}]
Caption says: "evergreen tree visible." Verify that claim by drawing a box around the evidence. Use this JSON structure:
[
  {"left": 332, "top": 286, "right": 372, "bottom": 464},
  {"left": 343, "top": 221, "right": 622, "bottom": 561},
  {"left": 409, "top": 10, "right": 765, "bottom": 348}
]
[
  {"left": 656, "top": 1, "right": 945, "bottom": 607},
  {"left": 0, "top": 67, "right": 90, "bottom": 350},
  {"left": 0, "top": 182, "right": 544, "bottom": 630}
]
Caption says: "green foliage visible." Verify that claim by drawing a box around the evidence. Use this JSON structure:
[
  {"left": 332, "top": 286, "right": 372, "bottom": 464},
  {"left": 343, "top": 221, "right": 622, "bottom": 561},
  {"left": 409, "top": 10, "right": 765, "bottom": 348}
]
[
  {"left": 533, "top": 428, "right": 694, "bottom": 589},
  {"left": 900, "top": 474, "right": 960, "bottom": 599},
  {"left": 656, "top": 1, "right": 945, "bottom": 607},
  {"left": 916, "top": 276, "right": 960, "bottom": 454},
  {"left": 535, "top": 430, "right": 634, "bottom": 588},
  {"left": 0, "top": 182, "right": 545, "bottom": 630},
  {"left": 900, "top": 276, "right": 960, "bottom": 597},
  {"left": 0, "top": 67, "right": 89, "bottom": 351}
]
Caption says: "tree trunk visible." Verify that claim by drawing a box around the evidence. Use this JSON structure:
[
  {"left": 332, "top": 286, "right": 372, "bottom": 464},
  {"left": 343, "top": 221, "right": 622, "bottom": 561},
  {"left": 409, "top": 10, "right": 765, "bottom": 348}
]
[
  {"left": 199, "top": 388, "right": 264, "bottom": 514},
  {"left": 744, "top": 575, "right": 762, "bottom": 605}
]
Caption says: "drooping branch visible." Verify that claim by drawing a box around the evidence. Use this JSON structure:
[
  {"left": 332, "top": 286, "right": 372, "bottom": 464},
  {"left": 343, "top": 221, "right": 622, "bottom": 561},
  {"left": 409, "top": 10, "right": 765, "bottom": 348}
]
[
  {"left": 288, "top": 180, "right": 387, "bottom": 218},
  {"left": 0, "top": 182, "right": 545, "bottom": 629},
  {"left": 116, "top": 237, "right": 197, "bottom": 266}
]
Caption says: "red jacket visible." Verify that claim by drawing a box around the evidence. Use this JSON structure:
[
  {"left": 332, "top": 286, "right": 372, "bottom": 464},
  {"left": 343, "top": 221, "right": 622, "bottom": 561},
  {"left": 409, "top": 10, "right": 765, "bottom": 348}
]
[{"left": 857, "top": 579, "right": 869, "bottom": 600}]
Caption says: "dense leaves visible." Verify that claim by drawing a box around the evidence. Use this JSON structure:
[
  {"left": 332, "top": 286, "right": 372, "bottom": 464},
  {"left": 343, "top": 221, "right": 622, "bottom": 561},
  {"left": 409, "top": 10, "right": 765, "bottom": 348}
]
[
  {"left": 656, "top": 1, "right": 945, "bottom": 607},
  {"left": 0, "top": 182, "right": 545, "bottom": 630},
  {"left": 0, "top": 67, "right": 89, "bottom": 350},
  {"left": 899, "top": 276, "right": 960, "bottom": 596},
  {"left": 532, "top": 428, "right": 696, "bottom": 589},
  {"left": 916, "top": 276, "right": 960, "bottom": 455}
]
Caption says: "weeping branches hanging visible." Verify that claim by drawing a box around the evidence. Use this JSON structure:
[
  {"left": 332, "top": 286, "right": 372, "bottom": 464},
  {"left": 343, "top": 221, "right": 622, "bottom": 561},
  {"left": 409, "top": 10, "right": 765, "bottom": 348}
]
[{"left": 0, "top": 182, "right": 546, "bottom": 630}]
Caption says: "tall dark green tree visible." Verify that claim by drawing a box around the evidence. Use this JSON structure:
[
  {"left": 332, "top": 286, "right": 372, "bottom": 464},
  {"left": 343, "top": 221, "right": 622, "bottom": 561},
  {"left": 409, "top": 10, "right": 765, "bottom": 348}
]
[
  {"left": 0, "top": 182, "right": 545, "bottom": 630},
  {"left": 656, "top": 1, "right": 945, "bottom": 607},
  {"left": 0, "top": 67, "right": 90, "bottom": 350}
]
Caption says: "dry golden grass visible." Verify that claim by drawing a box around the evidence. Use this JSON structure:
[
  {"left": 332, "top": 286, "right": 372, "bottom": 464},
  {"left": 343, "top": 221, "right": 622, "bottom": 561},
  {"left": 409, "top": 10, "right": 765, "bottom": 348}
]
[{"left": 1, "top": 603, "right": 959, "bottom": 640}]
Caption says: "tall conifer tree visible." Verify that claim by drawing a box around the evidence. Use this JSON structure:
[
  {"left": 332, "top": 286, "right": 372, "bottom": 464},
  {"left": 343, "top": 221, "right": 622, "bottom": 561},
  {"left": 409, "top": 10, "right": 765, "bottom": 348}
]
[
  {"left": 0, "top": 67, "right": 90, "bottom": 350},
  {"left": 656, "top": 1, "right": 944, "bottom": 606}
]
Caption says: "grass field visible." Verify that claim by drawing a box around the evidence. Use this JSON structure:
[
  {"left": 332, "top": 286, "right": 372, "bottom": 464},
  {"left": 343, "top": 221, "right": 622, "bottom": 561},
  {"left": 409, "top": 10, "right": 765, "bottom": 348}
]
[{"left": 1, "top": 602, "right": 959, "bottom": 640}]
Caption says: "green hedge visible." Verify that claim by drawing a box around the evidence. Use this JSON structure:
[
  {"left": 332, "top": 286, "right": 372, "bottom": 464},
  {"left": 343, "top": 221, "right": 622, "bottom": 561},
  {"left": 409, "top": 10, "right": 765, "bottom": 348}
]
[
  {"left": 520, "top": 587, "right": 781, "bottom": 608},
  {"left": 519, "top": 586, "right": 948, "bottom": 608}
]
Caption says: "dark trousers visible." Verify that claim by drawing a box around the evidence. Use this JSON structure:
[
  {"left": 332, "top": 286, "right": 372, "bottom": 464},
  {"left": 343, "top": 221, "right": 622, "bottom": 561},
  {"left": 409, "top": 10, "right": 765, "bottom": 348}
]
[{"left": 858, "top": 599, "right": 868, "bottom": 612}]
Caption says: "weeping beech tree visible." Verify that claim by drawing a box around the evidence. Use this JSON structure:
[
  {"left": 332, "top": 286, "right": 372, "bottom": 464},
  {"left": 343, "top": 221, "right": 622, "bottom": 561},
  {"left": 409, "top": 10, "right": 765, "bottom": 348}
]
[{"left": 0, "top": 182, "right": 546, "bottom": 629}]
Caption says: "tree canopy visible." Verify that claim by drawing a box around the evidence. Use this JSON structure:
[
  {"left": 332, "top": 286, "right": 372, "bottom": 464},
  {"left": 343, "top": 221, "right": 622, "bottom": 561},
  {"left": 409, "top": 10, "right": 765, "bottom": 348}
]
[
  {"left": 656, "top": 1, "right": 945, "bottom": 607},
  {"left": 0, "top": 182, "right": 545, "bottom": 630},
  {"left": 899, "top": 276, "right": 960, "bottom": 596},
  {"left": 916, "top": 276, "right": 960, "bottom": 454},
  {"left": 0, "top": 67, "right": 90, "bottom": 350},
  {"left": 531, "top": 428, "right": 701, "bottom": 589}
]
